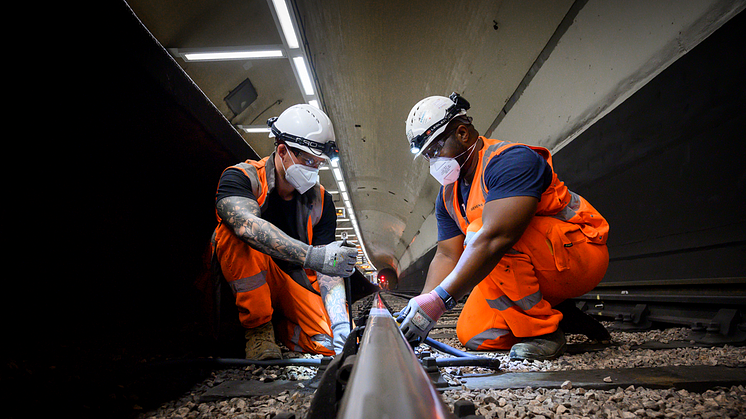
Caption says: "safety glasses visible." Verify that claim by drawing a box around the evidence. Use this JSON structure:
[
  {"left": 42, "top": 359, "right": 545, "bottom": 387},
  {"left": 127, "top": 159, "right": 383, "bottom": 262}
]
[
  {"left": 291, "top": 149, "right": 326, "bottom": 168},
  {"left": 421, "top": 133, "right": 451, "bottom": 161}
]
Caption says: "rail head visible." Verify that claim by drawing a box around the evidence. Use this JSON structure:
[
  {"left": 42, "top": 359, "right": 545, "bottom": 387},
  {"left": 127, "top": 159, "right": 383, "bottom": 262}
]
[{"left": 336, "top": 294, "right": 455, "bottom": 419}]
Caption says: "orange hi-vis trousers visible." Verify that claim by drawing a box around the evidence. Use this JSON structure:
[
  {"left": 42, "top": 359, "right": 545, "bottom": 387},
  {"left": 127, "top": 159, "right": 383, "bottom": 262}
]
[
  {"left": 456, "top": 215, "right": 609, "bottom": 350},
  {"left": 215, "top": 225, "right": 335, "bottom": 356}
]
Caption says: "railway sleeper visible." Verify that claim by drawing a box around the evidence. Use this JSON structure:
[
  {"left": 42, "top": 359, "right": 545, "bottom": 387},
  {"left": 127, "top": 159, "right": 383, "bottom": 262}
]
[{"left": 575, "top": 299, "right": 746, "bottom": 346}]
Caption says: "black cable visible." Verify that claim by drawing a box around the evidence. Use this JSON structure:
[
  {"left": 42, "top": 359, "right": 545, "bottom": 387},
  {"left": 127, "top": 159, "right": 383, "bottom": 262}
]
[{"left": 248, "top": 99, "right": 283, "bottom": 125}]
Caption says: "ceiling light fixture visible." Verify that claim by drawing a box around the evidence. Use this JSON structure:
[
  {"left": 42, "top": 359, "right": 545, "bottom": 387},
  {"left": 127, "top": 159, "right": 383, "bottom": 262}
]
[
  {"left": 270, "top": 0, "right": 300, "bottom": 49},
  {"left": 182, "top": 49, "right": 284, "bottom": 62},
  {"left": 292, "top": 56, "right": 315, "bottom": 95},
  {"left": 238, "top": 125, "right": 271, "bottom": 133}
]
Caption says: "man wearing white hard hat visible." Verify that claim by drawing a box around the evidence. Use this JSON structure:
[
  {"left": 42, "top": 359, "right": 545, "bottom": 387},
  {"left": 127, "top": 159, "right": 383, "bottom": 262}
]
[
  {"left": 398, "top": 93, "right": 611, "bottom": 361},
  {"left": 213, "top": 104, "right": 356, "bottom": 360}
]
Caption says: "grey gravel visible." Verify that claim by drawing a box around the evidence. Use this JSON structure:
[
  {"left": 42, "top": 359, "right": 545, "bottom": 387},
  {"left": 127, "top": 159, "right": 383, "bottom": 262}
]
[
  {"left": 442, "top": 385, "right": 746, "bottom": 418},
  {"left": 135, "top": 295, "right": 746, "bottom": 418},
  {"left": 436, "top": 327, "right": 746, "bottom": 375},
  {"left": 137, "top": 355, "right": 321, "bottom": 419}
]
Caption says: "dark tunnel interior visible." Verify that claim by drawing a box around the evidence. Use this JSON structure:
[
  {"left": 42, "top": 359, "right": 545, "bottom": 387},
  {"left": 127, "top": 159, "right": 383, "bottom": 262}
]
[{"left": 5, "top": 3, "right": 744, "bottom": 417}]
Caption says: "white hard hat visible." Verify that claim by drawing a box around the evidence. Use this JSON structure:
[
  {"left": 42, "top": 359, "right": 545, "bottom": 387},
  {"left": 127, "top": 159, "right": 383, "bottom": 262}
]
[
  {"left": 405, "top": 92, "right": 470, "bottom": 158},
  {"left": 268, "top": 104, "right": 339, "bottom": 161}
]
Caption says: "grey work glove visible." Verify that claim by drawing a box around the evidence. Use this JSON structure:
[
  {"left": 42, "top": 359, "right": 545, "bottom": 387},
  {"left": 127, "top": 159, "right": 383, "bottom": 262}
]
[
  {"left": 303, "top": 240, "right": 357, "bottom": 277},
  {"left": 396, "top": 291, "right": 447, "bottom": 346},
  {"left": 331, "top": 321, "right": 351, "bottom": 354}
]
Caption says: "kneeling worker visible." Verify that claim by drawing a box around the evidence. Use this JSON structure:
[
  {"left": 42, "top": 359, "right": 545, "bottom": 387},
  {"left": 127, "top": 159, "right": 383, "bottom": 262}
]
[
  {"left": 213, "top": 104, "right": 357, "bottom": 360},
  {"left": 398, "top": 93, "right": 610, "bottom": 360}
]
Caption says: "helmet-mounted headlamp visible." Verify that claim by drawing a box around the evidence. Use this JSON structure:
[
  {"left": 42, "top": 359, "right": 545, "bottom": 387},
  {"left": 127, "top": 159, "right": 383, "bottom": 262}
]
[
  {"left": 409, "top": 92, "right": 471, "bottom": 154},
  {"left": 267, "top": 117, "right": 340, "bottom": 162}
]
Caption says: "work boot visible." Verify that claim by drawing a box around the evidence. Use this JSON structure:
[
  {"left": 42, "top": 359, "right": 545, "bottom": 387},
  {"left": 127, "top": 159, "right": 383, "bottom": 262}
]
[
  {"left": 244, "top": 322, "right": 282, "bottom": 360},
  {"left": 509, "top": 328, "right": 566, "bottom": 361},
  {"left": 555, "top": 300, "right": 612, "bottom": 343}
]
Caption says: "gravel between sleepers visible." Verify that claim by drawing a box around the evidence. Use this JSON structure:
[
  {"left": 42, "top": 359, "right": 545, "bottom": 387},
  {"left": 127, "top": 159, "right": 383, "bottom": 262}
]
[
  {"left": 136, "top": 327, "right": 746, "bottom": 419},
  {"left": 136, "top": 295, "right": 746, "bottom": 418}
]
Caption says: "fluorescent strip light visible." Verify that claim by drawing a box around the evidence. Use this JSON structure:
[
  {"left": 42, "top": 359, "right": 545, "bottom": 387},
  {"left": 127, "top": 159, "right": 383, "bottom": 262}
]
[
  {"left": 271, "top": 0, "right": 300, "bottom": 49},
  {"left": 183, "top": 50, "right": 283, "bottom": 61},
  {"left": 332, "top": 168, "right": 343, "bottom": 181},
  {"left": 331, "top": 159, "right": 339, "bottom": 168},
  {"left": 240, "top": 125, "right": 271, "bottom": 133},
  {"left": 337, "top": 181, "right": 346, "bottom": 192},
  {"left": 341, "top": 192, "right": 349, "bottom": 202},
  {"left": 292, "top": 56, "right": 315, "bottom": 95},
  {"left": 308, "top": 99, "right": 320, "bottom": 108}
]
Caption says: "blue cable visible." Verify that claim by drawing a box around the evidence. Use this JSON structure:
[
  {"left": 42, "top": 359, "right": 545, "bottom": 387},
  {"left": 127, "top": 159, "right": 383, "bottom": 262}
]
[{"left": 424, "top": 337, "right": 472, "bottom": 358}]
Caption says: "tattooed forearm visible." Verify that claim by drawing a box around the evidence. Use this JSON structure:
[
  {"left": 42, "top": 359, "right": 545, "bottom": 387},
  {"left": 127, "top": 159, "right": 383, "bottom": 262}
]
[
  {"left": 318, "top": 273, "right": 348, "bottom": 326},
  {"left": 217, "top": 196, "right": 309, "bottom": 264}
]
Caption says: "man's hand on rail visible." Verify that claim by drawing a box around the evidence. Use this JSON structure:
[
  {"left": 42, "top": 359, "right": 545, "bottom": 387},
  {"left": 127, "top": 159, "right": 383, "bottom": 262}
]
[{"left": 396, "top": 291, "right": 447, "bottom": 345}]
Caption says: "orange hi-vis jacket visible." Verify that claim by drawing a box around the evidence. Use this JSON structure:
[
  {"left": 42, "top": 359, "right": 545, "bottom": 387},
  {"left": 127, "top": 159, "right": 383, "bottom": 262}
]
[
  {"left": 443, "top": 137, "right": 610, "bottom": 350},
  {"left": 214, "top": 153, "right": 327, "bottom": 296},
  {"left": 441, "top": 137, "right": 608, "bottom": 248},
  {"left": 212, "top": 154, "right": 336, "bottom": 355},
  {"left": 214, "top": 154, "right": 327, "bottom": 248}
]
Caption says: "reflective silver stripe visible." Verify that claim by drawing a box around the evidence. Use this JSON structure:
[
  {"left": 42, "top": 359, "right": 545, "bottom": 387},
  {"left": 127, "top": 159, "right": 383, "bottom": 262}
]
[
  {"left": 465, "top": 328, "right": 511, "bottom": 350},
  {"left": 486, "top": 295, "right": 515, "bottom": 311},
  {"left": 309, "top": 185, "right": 325, "bottom": 225},
  {"left": 486, "top": 290, "right": 544, "bottom": 312},
  {"left": 311, "top": 333, "right": 334, "bottom": 351},
  {"left": 229, "top": 271, "right": 267, "bottom": 294},
  {"left": 262, "top": 155, "right": 276, "bottom": 214},
  {"left": 442, "top": 184, "right": 465, "bottom": 234},
  {"left": 233, "top": 162, "right": 262, "bottom": 200},
  {"left": 551, "top": 190, "right": 581, "bottom": 222},
  {"left": 479, "top": 140, "right": 510, "bottom": 197},
  {"left": 514, "top": 290, "right": 545, "bottom": 311}
]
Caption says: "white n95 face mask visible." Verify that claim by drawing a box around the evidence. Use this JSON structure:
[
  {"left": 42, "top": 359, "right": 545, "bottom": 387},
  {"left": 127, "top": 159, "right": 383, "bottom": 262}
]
[
  {"left": 429, "top": 157, "right": 461, "bottom": 185},
  {"left": 428, "top": 141, "right": 478, "bottom": 186},
  {"left": 284, "top": 152, "right": 319, "bottom": 194}
]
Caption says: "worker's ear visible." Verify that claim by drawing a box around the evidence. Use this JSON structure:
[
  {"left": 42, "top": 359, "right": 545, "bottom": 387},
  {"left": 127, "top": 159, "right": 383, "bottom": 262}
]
[
  {"left": 277, "top": 143, "right": 288, "bottom": 157},
  {"left": 455, "top": 124, "right": 470, "bottom": 144}
]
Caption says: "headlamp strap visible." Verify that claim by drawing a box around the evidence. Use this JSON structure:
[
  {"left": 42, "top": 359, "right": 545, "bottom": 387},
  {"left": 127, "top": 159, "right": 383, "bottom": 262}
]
[{"left": 267, "top": 117, "right": 339, "bottom": 160}]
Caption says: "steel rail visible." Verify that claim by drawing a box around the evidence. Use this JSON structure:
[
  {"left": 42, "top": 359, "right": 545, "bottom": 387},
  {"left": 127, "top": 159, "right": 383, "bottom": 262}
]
[{"left": 336, "top": 294, "right": 455, "bottom": 419}]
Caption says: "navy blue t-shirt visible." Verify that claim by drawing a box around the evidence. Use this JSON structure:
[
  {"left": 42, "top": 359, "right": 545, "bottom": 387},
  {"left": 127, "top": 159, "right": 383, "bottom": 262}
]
[{"left": 435, "top": 145, "right": 552, "bottom": 241}]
